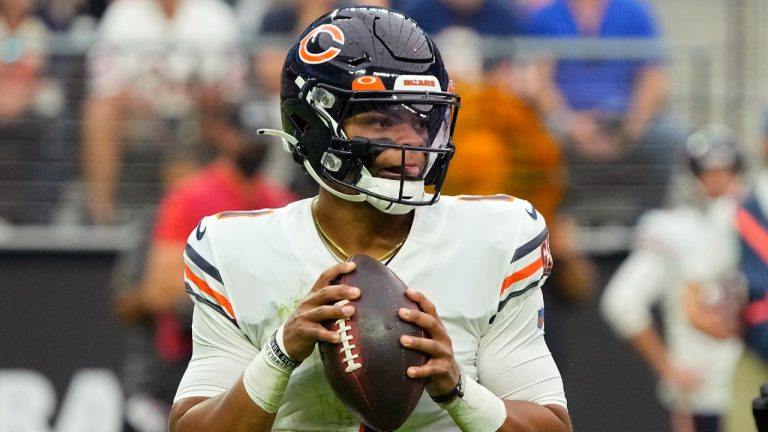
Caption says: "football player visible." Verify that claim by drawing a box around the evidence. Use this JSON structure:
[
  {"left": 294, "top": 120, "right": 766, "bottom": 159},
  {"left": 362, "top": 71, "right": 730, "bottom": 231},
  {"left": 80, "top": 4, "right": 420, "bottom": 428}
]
[
  {"left": 169, "top": 7, "right": 571, "bottom": 431},
  {"left": 601, "top": 124, "right": 746, "bottom": 432}
]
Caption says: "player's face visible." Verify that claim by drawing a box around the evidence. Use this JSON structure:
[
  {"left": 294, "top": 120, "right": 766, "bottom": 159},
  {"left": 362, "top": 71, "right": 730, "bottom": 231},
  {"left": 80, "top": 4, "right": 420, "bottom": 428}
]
[
  {"left": 342, "top": 106, "right": 430, "bottom": 180},
  {"left": 697, "top": 167, "right": 739, "bottom": 198}
]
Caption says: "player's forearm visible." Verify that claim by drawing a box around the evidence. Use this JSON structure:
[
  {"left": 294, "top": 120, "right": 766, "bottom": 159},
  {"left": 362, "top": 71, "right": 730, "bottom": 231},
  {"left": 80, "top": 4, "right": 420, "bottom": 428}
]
[
  {"left": 174, "top": 327, "right": 300, "bottom": 431},
  {"left": 622, "top": 66, "right": 666, "bottom": 141},
  {"left": 170, "top": 379, "right": 276, "bottom": 432},
  {"left": 628, "top": 326, "right": 670, "bottom": 377},
  {"left": 140, "top": 242, "right": 188, "bottom": 314},
  {"left": 498, "top": 401, "right": 572, "bottom": 432}
]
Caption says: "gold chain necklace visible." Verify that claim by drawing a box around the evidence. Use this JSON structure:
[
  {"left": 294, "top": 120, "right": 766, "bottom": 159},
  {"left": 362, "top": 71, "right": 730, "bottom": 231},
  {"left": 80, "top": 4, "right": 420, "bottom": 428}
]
[{"left": 311, "top": 199, "right": 408, "bottom": 262}]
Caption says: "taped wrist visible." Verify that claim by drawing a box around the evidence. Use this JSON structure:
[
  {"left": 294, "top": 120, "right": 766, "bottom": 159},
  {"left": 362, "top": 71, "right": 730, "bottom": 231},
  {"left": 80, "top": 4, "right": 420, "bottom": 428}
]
[
  {"left": 242, "top": 325, "right": 301, "bottom": 413},
  {"left": 439, "top": 374, "right": 506, "bottom": 432}
]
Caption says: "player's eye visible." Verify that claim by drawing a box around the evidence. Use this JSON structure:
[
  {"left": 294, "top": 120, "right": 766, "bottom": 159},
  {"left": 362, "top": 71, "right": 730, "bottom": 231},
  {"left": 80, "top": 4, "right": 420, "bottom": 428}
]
[{"left": 357, "top": 113, "right": 392, "bottom": 129}]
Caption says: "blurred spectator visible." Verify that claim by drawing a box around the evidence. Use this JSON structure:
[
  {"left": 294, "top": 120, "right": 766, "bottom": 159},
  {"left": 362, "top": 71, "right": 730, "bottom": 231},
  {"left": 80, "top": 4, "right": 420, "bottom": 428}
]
[
  {"left": 438, "top": 27, "right": 564, "bottom": 220},
  {"left": 526, "top": 0, "right": 688, "bottom": 226},
  {"left": 81, "top": 0, "right": 245, "bottom": 225},
  {"left": 232, "top": 0, "right": 270, "bottom": 38},
  {"left": 514, "top": 0, "right": 554, "bottom": 17},
  {"left": 0, "top": 0, "right": 67, "bottom": 224},
  {"left": 256, "top": 1, "right": 395, "bottom": 37},
  {"left": 437, "top": 27, "right": 596, "bottom": 368},
  {"left": 112, "top": 104, "right": 297, "bottom": 431},
  {"left": 726, "top": 113, "right": 768, "bottom": 432},
  {"left": 243, "top": 43, "right": 316, "bottom": 198},
  {"left": 38, "top": 0, "right": 98, "bottom": 32},
  {"left": 258, "top": 0, "right": 342, "bottom": 37},
  {"left": 601, "top": 124, "right": 746, "bottom": 432},
  {"left": 400, "top": 0, "right": 521, "bottom": 36}
]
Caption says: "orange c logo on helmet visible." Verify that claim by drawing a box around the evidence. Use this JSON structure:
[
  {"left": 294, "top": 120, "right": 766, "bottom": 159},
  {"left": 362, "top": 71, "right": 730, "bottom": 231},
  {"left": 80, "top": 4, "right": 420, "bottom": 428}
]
[{"left": 299, "top": 24, "right": 345, "bottom": 64}]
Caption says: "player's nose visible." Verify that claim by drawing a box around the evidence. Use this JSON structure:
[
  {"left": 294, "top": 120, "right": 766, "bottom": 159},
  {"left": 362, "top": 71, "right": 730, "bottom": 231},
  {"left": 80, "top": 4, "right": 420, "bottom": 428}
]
[{"left": 391, "top": 122, "right": 428, "bottom": 148}]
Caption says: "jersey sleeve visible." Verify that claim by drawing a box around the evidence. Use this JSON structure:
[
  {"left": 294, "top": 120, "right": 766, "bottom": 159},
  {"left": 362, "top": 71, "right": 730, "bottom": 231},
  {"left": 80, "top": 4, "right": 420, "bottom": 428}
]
[
  {"left": 183, "top": 215, "right": 238, "bottom": 329},
  {"left": 174, "top": 300, "right": 257, "bottom": 401},
  {"left": 476, "top": 287, "right": 567, "bottom": 407},
  {"left": 475, "top": 199, "right": 566, "bottom": 407},
  {"left": 633, "top": 210, "right": 678, "bottom": 257},
  {"left": 175, "top": 215, "right": 258, "bottom": 401},
  {"left": 495, "top": 200, "right": 552, "bottom": 321},
  {"left": 599, "top": 211, "right": 673, "bottom": 338}
]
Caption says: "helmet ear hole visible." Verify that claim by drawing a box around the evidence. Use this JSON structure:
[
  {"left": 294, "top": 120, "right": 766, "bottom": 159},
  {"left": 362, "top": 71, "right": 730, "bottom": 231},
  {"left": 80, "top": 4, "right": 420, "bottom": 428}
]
[{"left": 289, "top": 112, "right": 309, "bottom": 135}]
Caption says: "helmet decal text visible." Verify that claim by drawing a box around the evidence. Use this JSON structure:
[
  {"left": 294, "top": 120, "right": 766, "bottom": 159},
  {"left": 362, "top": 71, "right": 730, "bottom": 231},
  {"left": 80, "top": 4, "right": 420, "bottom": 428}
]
[
  {"left": 299, "top": 24, "right": 345, "bottom": 64},
  {"left": 394, "top": 75, "right": 441, "bottom": 92}
]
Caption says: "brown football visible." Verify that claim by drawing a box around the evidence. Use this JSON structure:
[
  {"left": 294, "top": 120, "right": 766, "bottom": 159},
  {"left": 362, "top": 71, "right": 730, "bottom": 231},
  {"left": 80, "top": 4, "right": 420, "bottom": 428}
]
[{"left": 318, "top": 254, "right": 428, "bottom": 432}]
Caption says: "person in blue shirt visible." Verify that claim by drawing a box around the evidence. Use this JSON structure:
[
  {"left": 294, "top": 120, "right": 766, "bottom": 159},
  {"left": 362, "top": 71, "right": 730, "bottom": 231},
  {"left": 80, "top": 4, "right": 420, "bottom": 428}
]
[
  {"left": 525, "top": 0, "right": 688, "bottom": 226},
  {"left": 399, "top": 0, "right": 521, "bottom": 36}
]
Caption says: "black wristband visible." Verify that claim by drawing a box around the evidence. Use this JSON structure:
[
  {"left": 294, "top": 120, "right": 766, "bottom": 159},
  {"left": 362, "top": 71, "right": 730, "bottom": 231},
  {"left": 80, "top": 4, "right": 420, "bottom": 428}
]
[
  {"left": 266, "top": 331, "right": 302, "bottom": 371},
  {"left": 430, "top": 374, "right": 464, "bottom": 404}
]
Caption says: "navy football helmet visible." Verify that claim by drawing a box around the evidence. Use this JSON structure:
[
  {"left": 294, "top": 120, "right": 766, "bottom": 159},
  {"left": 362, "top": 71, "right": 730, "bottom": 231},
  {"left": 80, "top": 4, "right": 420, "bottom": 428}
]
[
  {"left": 259, "top": 7, "right": 460, "bottom": 214},
  {"left": 685, "top": 123, "right": 744, "bottom": 176}
]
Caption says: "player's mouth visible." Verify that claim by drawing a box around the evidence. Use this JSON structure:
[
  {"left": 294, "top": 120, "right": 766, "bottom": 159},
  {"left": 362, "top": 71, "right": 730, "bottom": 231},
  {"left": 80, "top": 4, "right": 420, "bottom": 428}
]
[{"left": 377, "top": 164, "right": 422, "bottom": 180}]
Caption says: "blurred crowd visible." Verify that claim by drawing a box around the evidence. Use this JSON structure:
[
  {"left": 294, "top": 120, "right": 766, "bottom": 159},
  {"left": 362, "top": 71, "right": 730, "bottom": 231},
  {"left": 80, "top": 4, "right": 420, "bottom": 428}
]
[
  {"left": 3, "top": 0, "right": 768, "bottom": 431},
  {"left": 0, "top": 0, "right": 690, "bottom": 228}
]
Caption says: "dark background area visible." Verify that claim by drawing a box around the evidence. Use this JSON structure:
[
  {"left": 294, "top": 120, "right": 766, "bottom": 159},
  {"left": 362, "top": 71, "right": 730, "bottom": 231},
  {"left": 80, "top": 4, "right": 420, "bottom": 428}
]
[{"left": 0, "top": 251, "right": 668, "bottom": 431}]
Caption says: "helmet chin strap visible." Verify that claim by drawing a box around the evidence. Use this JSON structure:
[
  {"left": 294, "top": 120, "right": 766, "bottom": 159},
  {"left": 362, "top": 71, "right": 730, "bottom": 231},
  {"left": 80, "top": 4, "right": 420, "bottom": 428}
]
[
  {"left": 356, "top": 167, "right": 423, "bottom": 215},
  {"left": 303, "top": 159, "right": 367, "bottom": 203}
]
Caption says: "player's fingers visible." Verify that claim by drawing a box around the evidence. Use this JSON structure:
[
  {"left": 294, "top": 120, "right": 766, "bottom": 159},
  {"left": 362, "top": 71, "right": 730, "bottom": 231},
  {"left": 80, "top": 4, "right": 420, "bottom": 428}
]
[
  {"left": 301, "top": 302, "right": 356, "bottom": 324},
  {"left": 311, "top": 261, "right": 356, "bottom": 291},
  {"left": 308, "top": 284, "right": 360, "bottom": 306},
  {"left": 405, "top": 288, "right": 438, "bottom": 317},
  {"left": 295, "top": 324, "right": 343, "bottom": 344},
  {"left": 400, "top": 334, "right": 448, "bottom": 358},
  {"left": 405, "top": 360, "right": 451, "bottom": 380},
  {"left": 398, "top": 307, "right": 445, "bottom": 340}
]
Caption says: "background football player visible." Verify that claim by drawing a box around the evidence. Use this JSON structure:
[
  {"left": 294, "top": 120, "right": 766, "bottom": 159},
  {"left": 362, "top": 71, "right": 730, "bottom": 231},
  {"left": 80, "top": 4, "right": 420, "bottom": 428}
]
[{"left": 601, "top": 124, "right": 746, "bottom": 432}]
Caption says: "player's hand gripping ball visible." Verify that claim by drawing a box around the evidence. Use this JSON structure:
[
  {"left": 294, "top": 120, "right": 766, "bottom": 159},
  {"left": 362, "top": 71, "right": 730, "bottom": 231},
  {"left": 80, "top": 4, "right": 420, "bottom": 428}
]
[{"left": 318, "top": 254, "right": 428, "bottom": 432}]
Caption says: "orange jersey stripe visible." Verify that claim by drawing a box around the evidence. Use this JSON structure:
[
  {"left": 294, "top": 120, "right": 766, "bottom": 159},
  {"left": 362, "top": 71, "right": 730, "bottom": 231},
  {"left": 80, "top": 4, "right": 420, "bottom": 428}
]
[
  {"left": 500, "top": 257, "right": 543, "bottom": 295},
  {"left": 217, "top": 209, "right": 273, "bottom": 219},
  {"left": 185, "top": 264, "right": 235, "bottom": 319},
  {"left": 745, "top": 293, "right": 768, "bottom": 325}
]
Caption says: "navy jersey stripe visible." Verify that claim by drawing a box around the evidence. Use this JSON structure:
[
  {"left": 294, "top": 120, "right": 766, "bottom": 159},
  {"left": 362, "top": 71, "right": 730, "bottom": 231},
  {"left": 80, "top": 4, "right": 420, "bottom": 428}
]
[
  {"left": 489, "top": 280, "right": 541, "bottom": 324},
  {"left": 185, "top": 243, "right": 223, "bottom": 284},
  {"left": 185, "top": 283, "right": 239, "bottom": 329},
  {"left": 511, "top": 227, "right": 549, "bottom": 263}
]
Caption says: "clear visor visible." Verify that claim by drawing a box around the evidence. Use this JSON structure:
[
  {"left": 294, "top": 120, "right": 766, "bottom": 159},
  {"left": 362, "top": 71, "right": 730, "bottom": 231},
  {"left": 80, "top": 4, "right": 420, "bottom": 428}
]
[{"left": 338, "top": 94, "right": 458, "bottom": 177}]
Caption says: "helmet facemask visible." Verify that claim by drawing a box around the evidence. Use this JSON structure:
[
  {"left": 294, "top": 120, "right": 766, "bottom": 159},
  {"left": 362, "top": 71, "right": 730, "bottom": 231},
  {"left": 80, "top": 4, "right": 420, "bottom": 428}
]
[{"left": 291, "top": 78, "right": 460, "bottom": 214}]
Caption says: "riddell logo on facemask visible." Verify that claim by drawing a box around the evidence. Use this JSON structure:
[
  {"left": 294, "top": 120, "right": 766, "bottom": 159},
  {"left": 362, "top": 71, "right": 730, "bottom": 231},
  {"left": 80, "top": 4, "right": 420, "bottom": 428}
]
[{"left": 394, "top": 75, "right": 441, "bottom": 91}]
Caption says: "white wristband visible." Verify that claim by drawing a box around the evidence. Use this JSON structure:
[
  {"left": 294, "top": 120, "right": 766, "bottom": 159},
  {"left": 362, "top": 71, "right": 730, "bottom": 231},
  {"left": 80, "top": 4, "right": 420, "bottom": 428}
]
[
  {"left": 440, "top": 375, "right": 506, "bottom": 432},
  {"left": 242, "top": 327, "right": 300, "bottom": 413}
]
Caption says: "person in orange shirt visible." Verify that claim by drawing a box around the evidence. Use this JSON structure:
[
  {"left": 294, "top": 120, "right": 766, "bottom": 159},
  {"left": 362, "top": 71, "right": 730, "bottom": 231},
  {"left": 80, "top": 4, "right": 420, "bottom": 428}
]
[
  {"left": 112, "top": 104, "right": 296, "bottom": 432},
  {"left": 438, "top": 27, "right": 595, "bottom": 368}
]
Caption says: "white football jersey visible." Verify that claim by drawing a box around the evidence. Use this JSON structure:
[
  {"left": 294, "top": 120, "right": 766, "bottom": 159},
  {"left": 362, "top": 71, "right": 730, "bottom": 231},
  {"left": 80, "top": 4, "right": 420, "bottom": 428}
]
[
  {"left": 601, "top": 197, "right": 743, "bottom": 412},
  {"left": 176, "top": 195, "right": 566, "bottom": 431}
]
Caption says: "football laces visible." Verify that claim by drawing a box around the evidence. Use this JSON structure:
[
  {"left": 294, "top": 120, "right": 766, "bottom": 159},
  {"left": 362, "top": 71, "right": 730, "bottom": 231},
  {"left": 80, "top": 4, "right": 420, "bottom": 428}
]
[{"left": 333, "top": 299, "right": 362, "bottom": 372}]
